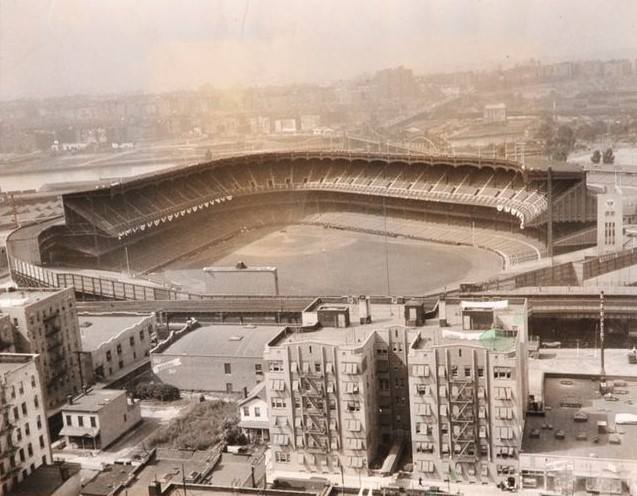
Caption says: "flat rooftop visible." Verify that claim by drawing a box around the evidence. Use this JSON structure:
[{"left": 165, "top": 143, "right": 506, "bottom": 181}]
[
  {"left": 0, "top": 353, "right": 36, "bottom": 375},
  {"left": 63, "top": 388, "right": 126, "bottom": 412},
  {"left": 0, "top": 288, "right": 64, "bottom": 307},
  {"left": 81, "top": 463, "right": 136, "bottom": 496},
  {"left": 522, "top": 375, "right": 637, "bottom": 460},
  {"left": 79, "top": 313, "right": 150, "bottom": 351},
  {"left": 273, "top": 303, "right": 404, "bottom": 347},
  {"left": 13, "top": 462, "right": 81, "bottom": 496},
  {"left": 412, "top": 325, "right": 518, "bottom": 353},
  {"left": 160, "top": 324, "right": 285, "bottom": 357},
  {"left": 121, "top": 449, "right": 215, "bottom": 496}
]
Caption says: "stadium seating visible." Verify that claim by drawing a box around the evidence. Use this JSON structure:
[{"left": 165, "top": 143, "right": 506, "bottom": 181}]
[{"left": 63, "top": 158, "right": 553, "bottom": 240}]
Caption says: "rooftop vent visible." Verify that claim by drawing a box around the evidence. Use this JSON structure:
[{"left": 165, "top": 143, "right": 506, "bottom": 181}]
[{"left": 229, "top": 336, "right": 244, "bottom": 341}]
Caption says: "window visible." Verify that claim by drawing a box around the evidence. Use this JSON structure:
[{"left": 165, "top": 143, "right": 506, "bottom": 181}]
[
  {"left": 275, "top": 452, "right": 290, "bottom": 463},
  {"left": 129, "top": 336, "right": 135, "bottom": 346},
  {"left": 226, "top": 383, "right": 233, "bottom": 393},
  {"left": 39, "top": 435, "right": 45, "bottom": 449},
  {"left": 271, "top": 398, "right": 286, "bottom": 409},
  {"left": 314, "top": 362, "right": 321, "bottom": 373},
  {"left": 254, "top": 407, "right": 261, "bottom": 417},
  {"left": 106, "top": 350, "right": 112, "bottom": 361},
  {"left": 27, "top": 444, "right": 33, "bottom": 457},
  {"left": 33, "top": 396, "right": 39, "bottom": 409},
  {"left": 21, "top": 403, "right": 27, "bottom": 416},
  {"left": 494, "top": 367, "right": 512, "bottom": 379},
  {"left": 37, "top": 416, "right": 42, "bottom": 430},
  {"left": 31, "top": 376, "right": 36, "bottom": 388},
  {"left": 116, "top": 344, "right": 122, "bottom": 355},
  {"left": 118, "top": 360, "right": 124, "bottom": 369},
  {"left": 139, "top": 330, "right": 145, "bottom": 340},
  {"left": 243, "top": 407, "right": 250, "bottom": 416},
  {"left": 90, "top": 416, "right": 97, "bottom": 427},
  {"left": 78, "top": 416, "right": 84, "bottom": 427},
  {"left": 478, "top": 367, "right": 484, "bottom": 377},
  {"left": 224, "top": 363, "right": 232, "bottom": 375},
  {"left": 269, "top": 361, "right": 283, "bottom": 372},
  {"left": 255, "top": 364, "right": 263, "bottom": 375},
  {"left": 24, "top": 423, "right": 30, "bottom": 436}
]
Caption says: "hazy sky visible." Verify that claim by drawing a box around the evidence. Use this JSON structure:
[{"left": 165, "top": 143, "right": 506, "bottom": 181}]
[{"left": 2, "top": 0, "right": 637, "bottom": 100}]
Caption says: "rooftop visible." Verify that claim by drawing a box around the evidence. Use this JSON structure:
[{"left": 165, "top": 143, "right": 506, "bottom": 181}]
[
  {"left": 0, "top": 288, "right": 65, "bottom": 307},
  {"left": 412, "top": 325, "right": 518, "bottom": 353},
  {"left": 122, "top": 449, "right": 215, "bottom": 496},
  {"left": 0, "top": 353, "right": 37, "bottom": 376},
  {"left": 62, "top": 388, "right": 126, "bottom": 412},
  {"left": 522, "top": 375, "right": 637, "bottom": 460},
  {"left": 272, "top": 303, "right": 405, "bottom": 347},
  {"left": 12, "top": 462, "right": 81, "bottom": 496},
  {"left": 160, "top": 324, "right": 285, "bottom": 357},
  {"left": 81, "top": 463, "right": 137, "bottom": 496},
  {"left": 79, "top": 313, "right": 151, "bottom": 351}
]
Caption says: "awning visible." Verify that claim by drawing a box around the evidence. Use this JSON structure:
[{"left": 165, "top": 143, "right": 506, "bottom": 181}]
[{"left": 59, "top": 425, "right": 100, "bottom": 438}]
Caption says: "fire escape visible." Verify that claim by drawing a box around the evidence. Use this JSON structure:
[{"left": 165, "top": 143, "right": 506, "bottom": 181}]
[
  {"left": 0, "top": 382, "right": 19, "bottom": 483},
  {"left": 449, "top": 373, "right": 478, "bottom": 463},
  {"left": 45, "top": 312, "right": 66, "bottom": 391},
  {"left": 298, "top": 364, "right": 332, "bottom": 454}
]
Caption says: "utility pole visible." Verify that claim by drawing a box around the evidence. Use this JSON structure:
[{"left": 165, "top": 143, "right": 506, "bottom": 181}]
[
  {"left": 547, "top": 167, "right": 553, "bottom": 259},
  {"left": 600, "top": 290, "right": 606, "bottom": 377}
]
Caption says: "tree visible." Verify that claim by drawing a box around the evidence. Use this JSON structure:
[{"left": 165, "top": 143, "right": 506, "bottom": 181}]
[
  {"left": 603, "top": 148, "right": 615, "bottom": 164},
  {"left": 545, "top": 125, "right": 576, "bottom": 161},
  {"left": 591, "top": 150, "right": 601, "bottom": 164}
]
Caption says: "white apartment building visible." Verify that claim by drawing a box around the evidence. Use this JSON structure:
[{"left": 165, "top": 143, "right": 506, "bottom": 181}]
[{"left": 0, "top": 353, "right": 52, "bottom": 496}]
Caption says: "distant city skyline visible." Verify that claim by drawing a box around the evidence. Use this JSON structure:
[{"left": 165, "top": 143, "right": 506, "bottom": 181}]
[{"left": 2, "top": 0, "right": 637, "bottom": 100}]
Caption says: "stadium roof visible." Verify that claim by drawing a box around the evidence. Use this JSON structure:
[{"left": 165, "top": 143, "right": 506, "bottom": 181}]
[{"left": 159, "top": 324, "right": 285, "bottom": 357}]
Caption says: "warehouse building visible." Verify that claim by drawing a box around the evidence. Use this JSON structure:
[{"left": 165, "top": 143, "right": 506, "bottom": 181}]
[
  {"left": 151, "top": 323, "right": 283, "bottom": 395},
  {"left": 78, "top": 312, "right": 155, "bottom": 383}
]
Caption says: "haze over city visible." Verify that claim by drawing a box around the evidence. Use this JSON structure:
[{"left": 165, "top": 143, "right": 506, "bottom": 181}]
[{"left": 3, "top": 0, "right": 637, "bottom": 99}]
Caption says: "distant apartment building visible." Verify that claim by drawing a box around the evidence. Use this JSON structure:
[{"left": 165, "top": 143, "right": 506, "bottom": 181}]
[
  {"left": 249, "top": 116, "right": 271, "bottom": 135},
  {"left": 0, "top": 353, "right": 52, "bottom": 496},
  {"left": 409, "top": 298, "right": 528, "bottom": 486},
  {"left": 0, "top": 289, "right": 82, "bottom": 411},
  {"left": 78, "top": 313, "right": 155, "bottom": 383},
  {"left": 483, "top": 104, "right": 507, "bottom": 123},
  {"left": 300, "top": 115, "right": 320, "bottom": 132},
  {"left": 59, "top": 389, "right": 141, "bottom": 450},
  {"left": 274, "top": 119, "right": 297, "bottom": 134}
]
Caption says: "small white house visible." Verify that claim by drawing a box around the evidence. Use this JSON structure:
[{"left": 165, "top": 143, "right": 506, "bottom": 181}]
[{"left": 238, "top": 382, "right": 269, "bottom": 443}]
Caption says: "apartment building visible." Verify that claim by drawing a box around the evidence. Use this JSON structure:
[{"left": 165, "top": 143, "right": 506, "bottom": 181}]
[
  {"left": 0, "top": 316, "right": 15, "bottom": 353},
  {"left": 408, "top": 298, "right": 528, "bottom": 486},
  {"left": 265, "top": 297, "right": 413, "bottom": 478},
  {"left": 0, "top": 353, "right": 52, "bottom": 496},
  {"left": 0, "top": 288, "right": 82, "bottom": 411}
]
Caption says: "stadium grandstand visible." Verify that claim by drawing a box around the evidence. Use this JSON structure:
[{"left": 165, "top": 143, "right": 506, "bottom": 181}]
[{"left": 6, "top": 151, "right": 597, "bottom": 285}]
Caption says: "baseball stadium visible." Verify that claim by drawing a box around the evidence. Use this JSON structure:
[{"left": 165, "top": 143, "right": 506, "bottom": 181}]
[{"left": 6, "top": 150, "right": 597, "bottom": 297}]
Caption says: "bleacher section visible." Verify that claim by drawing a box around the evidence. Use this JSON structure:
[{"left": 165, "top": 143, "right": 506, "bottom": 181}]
[{"left": 63, "top": 156, "right": 575, "bottom": 240}]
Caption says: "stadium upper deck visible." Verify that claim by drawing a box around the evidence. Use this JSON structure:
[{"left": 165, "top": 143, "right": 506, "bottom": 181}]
[{"left": 61, "top": 151, "right": 591, "bottom": 240}]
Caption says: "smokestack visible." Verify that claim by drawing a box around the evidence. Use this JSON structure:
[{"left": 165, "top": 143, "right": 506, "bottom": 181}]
[
  {"left": 358, "top": 296, "right": 371, "bottom": 324},
  {"left": 438, "top": 296, "right": 448, "bottom": 327}
]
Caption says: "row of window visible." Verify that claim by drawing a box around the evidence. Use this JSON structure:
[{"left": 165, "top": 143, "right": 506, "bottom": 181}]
[{"left": 65, "top": 414, "right": 97, "bottom": 428}]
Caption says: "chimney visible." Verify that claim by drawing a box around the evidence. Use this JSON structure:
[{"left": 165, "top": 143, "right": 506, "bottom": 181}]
[
  {"left": 67, "top": 394, "right": 73, "bottom": 405},
  {"left": 358, "top": 296, "right": 371, "bottom": 325},
  {"left": 148, "top": 481, "right": 162, "bottom": 496},
  {"left": 243, "top": 386, "right": 248, "bottom": 399}
]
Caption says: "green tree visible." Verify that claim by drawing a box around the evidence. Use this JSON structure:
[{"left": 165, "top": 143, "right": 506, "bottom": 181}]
[{"left": 603, "top": 148, "right": 615, "bottom": 164}]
